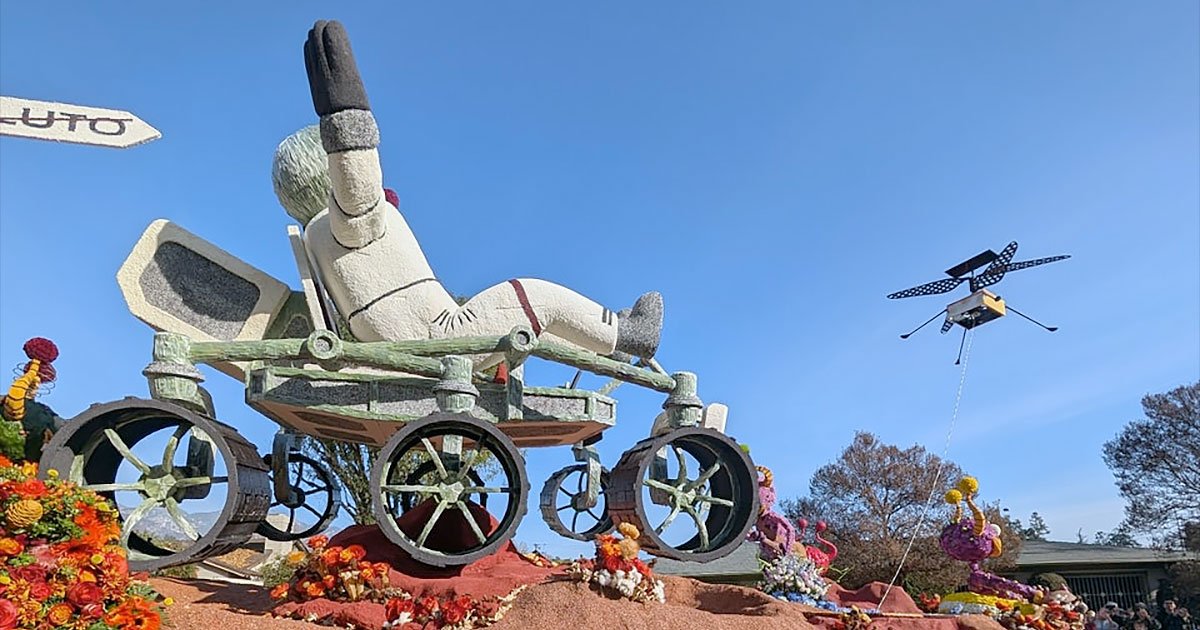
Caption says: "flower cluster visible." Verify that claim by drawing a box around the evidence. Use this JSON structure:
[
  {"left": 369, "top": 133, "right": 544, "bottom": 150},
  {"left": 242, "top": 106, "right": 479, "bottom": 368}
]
[
  {"left": 758, "top": 552, "right": 829, "bottom": 605},
  {"left": 382, "top": 590, "right": 519, "bottom": 630},
  {"left": 269, "top": 535, "right": 392, "bottom": 603},
  {"left": 995, "top": 601, "right": 1085, "bottom": 630},
  {"left": 938, "top": 591, "right": 1027, "bottom": 616},
  {"left": 564, "top": 523, "right": 665, "bottom": 604},
  {"left": 0, "top": 456, "right": 165, "bottom": 630}
]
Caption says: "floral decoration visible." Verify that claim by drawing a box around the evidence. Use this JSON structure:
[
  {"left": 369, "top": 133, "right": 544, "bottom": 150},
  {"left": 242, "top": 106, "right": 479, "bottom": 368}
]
[
  {"left": 565, "top": 522, "right": 666, "bottom": 604},
  {"left": 757, "top": 552, "right": 830, "bottom": 605},
  {"left": 0, "top": 456, "right": 165, "bottom": 630}
]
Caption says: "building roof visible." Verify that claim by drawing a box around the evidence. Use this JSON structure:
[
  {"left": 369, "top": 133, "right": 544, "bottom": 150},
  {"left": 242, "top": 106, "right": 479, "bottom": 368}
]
[{"left": 1016, "top": 540, "right": 1200, "bottom": 568}]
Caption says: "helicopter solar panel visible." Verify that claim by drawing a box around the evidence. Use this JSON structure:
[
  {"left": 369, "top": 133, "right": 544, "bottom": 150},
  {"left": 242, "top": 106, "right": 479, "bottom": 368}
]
[{"left": 944, "top": 250, "right": 998, "bottom": 278}]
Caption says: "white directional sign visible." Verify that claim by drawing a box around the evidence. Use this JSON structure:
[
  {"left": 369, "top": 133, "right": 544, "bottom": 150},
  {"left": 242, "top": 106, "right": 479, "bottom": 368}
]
[{"left": 0, "top": 96, "right": 160, "bottom": 148}]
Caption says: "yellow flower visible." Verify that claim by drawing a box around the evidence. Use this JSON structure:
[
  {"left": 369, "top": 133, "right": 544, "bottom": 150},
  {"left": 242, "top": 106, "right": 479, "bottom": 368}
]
[
  {"left": 164, "top": 597, "right": 175, "bottom": 606},
  {"left": 6, "top": 499, "right": 44, "bottom": 529},
  {"left": 45, "top": 468, "right": 58, "bottom": 479},
  {"left": 0, "top": 575, "right": 10, "bottom": 585},
  {"left": 90, "top": 553, "right": 105, "bottom": 565},
  {"left": 19, "top": 462, "right": 37, "bottom": 477},
  {"left": 286, "top": 551, "right": 307, "bottom": 566},
  {"left": 944, "top": 489, "right": 963, "bottom": 504},
  {"left": 957, "top": 477, "right": 979, "bottom": 495}
]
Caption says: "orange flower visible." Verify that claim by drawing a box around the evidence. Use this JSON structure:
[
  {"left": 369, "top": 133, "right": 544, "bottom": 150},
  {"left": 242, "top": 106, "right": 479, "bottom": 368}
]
[
  {"left": 321, "top": 547, "right": 344, "bottom": 567},
  {"left": 0, "top": 539, "right": 22, "bottom": 557},
  {"left": 11, "top": 478, "right": 46, "bottom": 499},
  {"left": 46, "top": 602, "right": 73, "bottom": 626},
  {"left": 307, "top": 535, "right": 328, "bottom": 549},
  {"left": 0, "top": 456, "right": 12, "bottom": 469},
  {"left": 303, "top": 582, "right": 325, "bottom": 598},
  {"left": 322, "top": 574, "right": 336, "bottom": 589},
  {"left": 269, "top": 583, "right": 290, "bottom": 600},
  {"left": 340, "top": 545, "right": 366, "bottom": 563}
]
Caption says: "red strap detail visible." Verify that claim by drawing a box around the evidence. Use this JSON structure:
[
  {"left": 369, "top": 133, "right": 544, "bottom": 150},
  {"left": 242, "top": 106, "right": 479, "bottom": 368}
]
[
  {"left": 493, "top": 363, "right": 509, "bottom": 384},
  {"left": 507, "top": 279, "right": 542, "bottom": 335}
]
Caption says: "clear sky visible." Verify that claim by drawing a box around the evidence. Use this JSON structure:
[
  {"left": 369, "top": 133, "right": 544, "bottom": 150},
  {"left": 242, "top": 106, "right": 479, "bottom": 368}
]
[{"left": 1, "top": 2, "right": 1196, "bottom": 558}]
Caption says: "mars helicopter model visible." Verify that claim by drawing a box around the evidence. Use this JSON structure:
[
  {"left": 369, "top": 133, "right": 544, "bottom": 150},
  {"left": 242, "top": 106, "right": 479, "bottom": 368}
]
[{"left": 887, "top": 241, "right": 1070, "bottom": 362}]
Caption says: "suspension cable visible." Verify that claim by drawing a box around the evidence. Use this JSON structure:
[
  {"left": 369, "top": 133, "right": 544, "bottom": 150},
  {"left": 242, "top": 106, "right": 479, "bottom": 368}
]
[{"left": 877, "top": 327, "right": 975, "bottom": 610}]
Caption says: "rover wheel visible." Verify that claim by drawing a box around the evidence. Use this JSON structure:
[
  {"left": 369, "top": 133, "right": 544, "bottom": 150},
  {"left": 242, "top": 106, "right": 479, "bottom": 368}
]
[
  {"left": 371, "top": 413, "right": 528, "bottom": 567},
  {"left": 256, "top": 453, "right": 341, "bottom": 542},
  {"left": 608, "top": 427, "right": 757, "bottom": 562},
  {"left": 389, "top": 459, "right": 488, "bottom": 514},
  {"left": 38, "top": 398, "right": 269, "bottom": 572},
  {"left": 539, "top": 464, "right": 612, "bottom": 541}
]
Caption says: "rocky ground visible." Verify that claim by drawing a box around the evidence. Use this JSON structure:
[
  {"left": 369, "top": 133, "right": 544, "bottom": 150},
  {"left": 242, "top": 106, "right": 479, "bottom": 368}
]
[{"left": 152, "top": 575, "right": 1005, "bottom": 630}]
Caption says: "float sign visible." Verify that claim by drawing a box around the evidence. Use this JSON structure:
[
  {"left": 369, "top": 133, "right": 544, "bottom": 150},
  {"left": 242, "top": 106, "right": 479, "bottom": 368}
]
[{"left": 0, "top": 96, "right": 160, "bottom": 148}]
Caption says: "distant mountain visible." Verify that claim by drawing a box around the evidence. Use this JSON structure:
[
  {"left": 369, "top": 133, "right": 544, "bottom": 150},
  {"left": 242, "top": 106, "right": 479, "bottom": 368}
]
[{"left": 118, "top": 505, "right": 310, "bottom": 542}]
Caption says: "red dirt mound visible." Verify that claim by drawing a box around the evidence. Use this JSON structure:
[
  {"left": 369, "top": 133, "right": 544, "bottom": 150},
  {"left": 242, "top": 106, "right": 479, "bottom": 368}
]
[{"left": 154, "top": 575, "right": 1005, "bottom": 630}]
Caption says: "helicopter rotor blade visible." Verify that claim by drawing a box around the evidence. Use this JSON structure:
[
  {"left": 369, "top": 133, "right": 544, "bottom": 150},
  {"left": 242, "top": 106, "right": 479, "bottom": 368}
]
[
  {"left": 1000, "top": 255, "right": 1070, "bottom": 273},
  {"left": 971, "top": 253, "right": 1069, "bottom": 291},
  {"left": 886, "top": 277, "right": 966, "bottom": 300},
  {"left": 971, "top": 241, "right": 1019, "bottom": 291}
]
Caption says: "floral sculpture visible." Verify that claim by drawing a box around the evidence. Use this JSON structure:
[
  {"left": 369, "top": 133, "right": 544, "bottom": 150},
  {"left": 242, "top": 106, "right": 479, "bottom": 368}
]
[
  {"left": 746, "top": 466, "right": 800, "bottom": 561},
  {"left": 936, "top": 477, "right": 1087, "bottom": 630},
  {"left": 939, "top": 477, "right": 1040, "bottom": 602},
  {"left": 746, "top": 466, "right": 837, "bottom": 606},
  {"left": 0, "top": 338, "right": 64, "bottom": 463},
  {"left": 796, "top": 518, "right": 839, "bottom": 576},
  {"left": 270, "top": 534, "right": 519, "bottom": 629},
  {"left": 566, "top": 522, "right": 666, "bottom": 603},
  {"left": 0, "top": 456, "right": 165, "bottom": 630}
]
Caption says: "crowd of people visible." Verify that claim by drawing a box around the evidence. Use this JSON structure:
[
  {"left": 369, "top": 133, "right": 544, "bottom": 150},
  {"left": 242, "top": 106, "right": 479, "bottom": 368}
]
[{"left": 1089, "top": 600, "right": 1195, "bottom": 630}]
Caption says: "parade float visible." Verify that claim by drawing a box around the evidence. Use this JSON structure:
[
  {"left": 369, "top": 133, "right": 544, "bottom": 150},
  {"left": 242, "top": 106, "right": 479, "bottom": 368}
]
[{"left": 933, "top": 477, "right": 1088, "bottom": 630}]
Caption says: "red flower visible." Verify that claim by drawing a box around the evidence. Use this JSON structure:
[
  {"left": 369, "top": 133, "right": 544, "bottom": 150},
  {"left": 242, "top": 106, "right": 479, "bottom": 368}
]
[
  {"left": 27, "top": 580, "right": 51, "bottom": 600},
  {"left": 9, "top": 565, "right": 45, "bottom": 583},
  {"left": 414, "top": 595, "right": 439, "bottom": 618},
  {"left": 321, "top": 547, "right": 344, "bottom": 567},
  {"left": 0, "top": 599, "right": 14, "bottom": 630},
  {"left": 81, "top": 603, "right": 105, "bottom": 618},
  {"left": 441, "top": 599, "right": 467, "bottom": 624},
  {"left": 67, "top": 581, "right": 103, "bottom": 607},
  {"left": 12, "top": 478, "right": 46, "bottom": 499},
  {"left": 308, "top": 535, "right": 328, "bottom": 549},
  {"left": 322, "top": 574, "right": 336, "bottom": 589},
  {"left": 603, "top": 555, "right": 624, "bottom": 573},
  {"left": 385, "top": 598, "right": 415, "bottom": 621}
]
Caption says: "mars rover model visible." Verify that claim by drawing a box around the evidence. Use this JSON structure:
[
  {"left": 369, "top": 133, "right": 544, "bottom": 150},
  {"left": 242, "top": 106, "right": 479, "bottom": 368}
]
[{"left": 38, "top": 219, "right": 759, "bottom": 571}]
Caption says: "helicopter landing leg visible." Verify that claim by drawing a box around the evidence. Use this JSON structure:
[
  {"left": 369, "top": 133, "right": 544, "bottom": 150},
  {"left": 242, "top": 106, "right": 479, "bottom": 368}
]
[
  {"left": 900, "top": 308, "right": 948, "bottom": 339},
  {"left": 1006, "top": 305, "right": 1058, "bottom": 333},
  {"left": 954, "top": 326, "right": 969, "bottom": 365}
]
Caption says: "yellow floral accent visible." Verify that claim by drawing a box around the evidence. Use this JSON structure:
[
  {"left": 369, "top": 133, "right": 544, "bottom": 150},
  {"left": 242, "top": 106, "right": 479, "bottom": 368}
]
[
  {"left": 944, "top": 489, "right": 963, "bottom": 504},
  {"left": 6, "top": 498, "right": 44, "bottom": 529},
  {"left": 617, "top": 522, "right": 640, "bottom": 540},
  {"left": 943, "top": 591, "right": 1037, "bottom": 615},
  {"left": 957, "top": 477, "right": 979, "bottom": 495},
  {"left": 45, "top": 469, "right": 58, "bottom": 479},
  {"left": 164, "top": 597, "right": 175, "bottom": 606}
]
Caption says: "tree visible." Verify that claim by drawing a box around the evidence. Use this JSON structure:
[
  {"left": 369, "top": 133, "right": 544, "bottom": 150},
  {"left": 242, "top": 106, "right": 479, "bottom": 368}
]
[
  {"left": 1009, "top": 512, "right": 1051, "bottom": 542},
  {"left": 302, "top": 436, "right": 499, "bottom": 525},
  {"left": 1102, "top": 382, "right": 1200, "bottom": 546},
  {"left": 781, "top": 432, "right": 1022, "bottom": 594},
  {"left": 1093, "top": 525, "right": 1141, "bottom": 547}
]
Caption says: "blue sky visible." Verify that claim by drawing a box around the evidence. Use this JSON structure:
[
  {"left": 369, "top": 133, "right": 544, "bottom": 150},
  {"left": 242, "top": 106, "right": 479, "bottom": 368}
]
[{"left": 1, "top": 2, "right": 1196, "bottom": 558}]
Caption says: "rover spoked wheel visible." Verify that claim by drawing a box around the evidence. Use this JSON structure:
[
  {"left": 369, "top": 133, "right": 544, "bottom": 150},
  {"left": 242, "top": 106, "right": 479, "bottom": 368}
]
[
  {"left": 539, "top": 465, "right": 612, "bottom": 541},
  {"left": 389, "top": 459, "right": 489, "bottom": 514},
  {"left": 371, "top": 413, "right": 528, "bottom": 567},
  {"left": 608, "top": 427, "right": 758, "bottom": 562},
  {"left": 256, "top": 453, "right": 341, "bottom": 542},
  {"left": 38, "top": 398, "right": 270, "bottom": 572}
]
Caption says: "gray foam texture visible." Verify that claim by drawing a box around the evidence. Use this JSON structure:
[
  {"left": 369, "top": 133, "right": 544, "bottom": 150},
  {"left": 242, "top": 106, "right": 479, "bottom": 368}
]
[
  {"left": 615, "top": 291, "right": 664, "bottom": 359},
  {"left": 139, "top": 242, "right": 260, "bottom": 340},
  {"left": 319, "top": 109, "right": 379, "bottom": 153}
]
